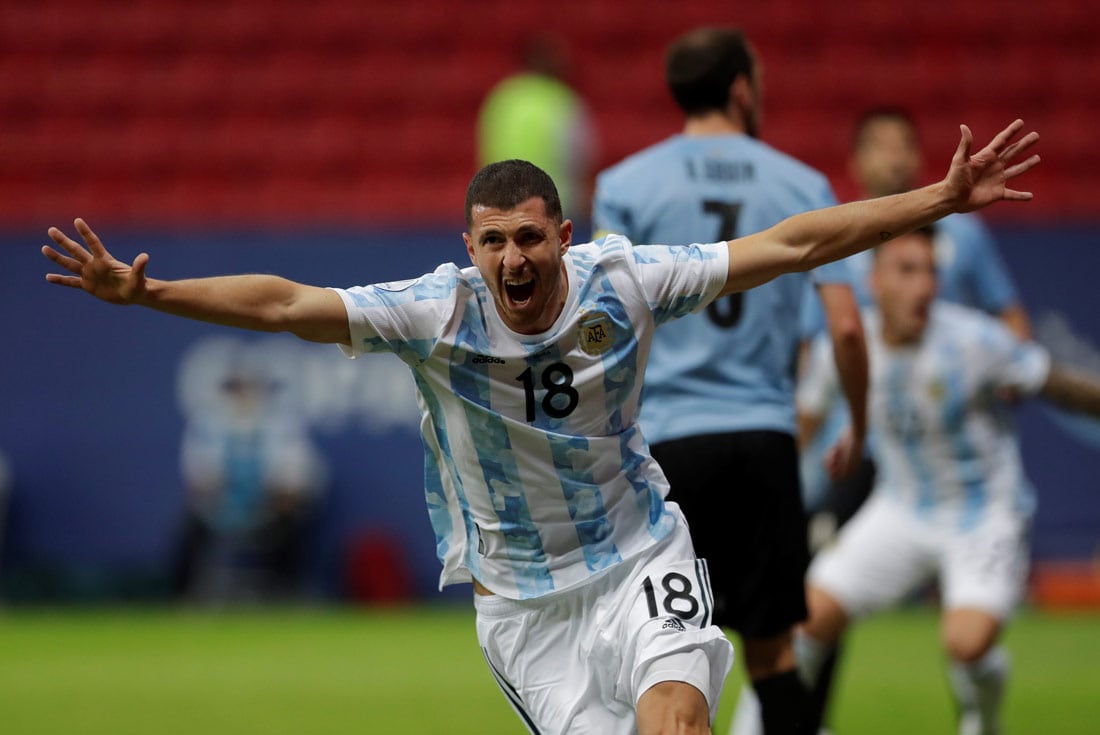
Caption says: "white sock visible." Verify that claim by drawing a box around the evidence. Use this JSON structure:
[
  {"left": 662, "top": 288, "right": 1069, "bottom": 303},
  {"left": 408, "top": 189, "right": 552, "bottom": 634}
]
[
  {"left": 794, "top": 630, "right": 833, "bottom": 689},
  {"left": 728, "top": 684, "right": 762, "bottom": 735},
  {"left": 948, "top": 646, "right": 1010, "bottom": 735}
]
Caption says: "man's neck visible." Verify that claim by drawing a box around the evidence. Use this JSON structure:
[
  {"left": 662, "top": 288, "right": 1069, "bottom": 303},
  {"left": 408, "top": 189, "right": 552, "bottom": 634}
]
[
  {"left": 683, "top": 111, "right": 745, "bottom": 137},
  {"left": 880, "top": 322, "right": 922, "bottom": 349}
]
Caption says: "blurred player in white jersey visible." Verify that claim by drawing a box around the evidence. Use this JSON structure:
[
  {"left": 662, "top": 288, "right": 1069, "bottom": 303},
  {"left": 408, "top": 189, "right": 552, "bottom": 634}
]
[
  {"left": 43, "top": 120, "right": 1038, "bottom": 734},
  {"left": 800, "top": 107, "right": 1033, "bottom": 532},
  {"left": 796, "top": 226, "right": 1100, "bottom": 735},
  {"left": 792, "top": 108, "right": 1034, "bottom": 733},
  {"left": 594, "top": 27, "right": 868, "bottom": 735}
]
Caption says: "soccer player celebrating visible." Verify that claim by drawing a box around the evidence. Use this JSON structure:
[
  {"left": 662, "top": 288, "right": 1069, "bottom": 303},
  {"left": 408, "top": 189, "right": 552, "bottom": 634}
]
[
  {"left": 43, "top": 118, "right": 1037, "bottom": 734},
  {"left": 796, "top": 225, "right": 1100, "bottom": 735}
]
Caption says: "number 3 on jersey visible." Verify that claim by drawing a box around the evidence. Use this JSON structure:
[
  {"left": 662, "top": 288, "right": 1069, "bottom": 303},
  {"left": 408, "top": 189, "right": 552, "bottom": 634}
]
[{"left": 703, "top": 199, "right": 744, "bottom": 329}]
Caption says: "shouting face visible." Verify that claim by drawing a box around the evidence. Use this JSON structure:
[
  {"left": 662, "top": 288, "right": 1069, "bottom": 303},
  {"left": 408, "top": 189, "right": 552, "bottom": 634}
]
[
  {"left": 871, "top": 230, "right": 938, "bottom": 346},
  {"left": 464, "top": 196, "right": 573, "bottom": 335}
]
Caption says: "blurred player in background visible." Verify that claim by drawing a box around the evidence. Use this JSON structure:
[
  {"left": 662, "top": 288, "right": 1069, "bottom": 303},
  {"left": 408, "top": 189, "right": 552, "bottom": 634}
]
[
  {"left": 42, "top": 118, "right": 1038, "bottom": 734},
  {"left": 478, "top": 32, "right": 599, "bottom": 220},
  {"left": 801, "top": 108, "right": 1033, "bottom": 524},
  {"left": 792, "top": 107, "right": 1034, "bottom": 733},
  {"left": 594, "top": 27, "right": 867, "bottom": 734},
  {"left": 796, "top": 225, "right": 1100, "bottom": 735},
  {"left": 847, "top": 108, "right": 1031, "bottom": 338},
  {"left": 173, "top": 352, "right": 326, "bottom": 603}
]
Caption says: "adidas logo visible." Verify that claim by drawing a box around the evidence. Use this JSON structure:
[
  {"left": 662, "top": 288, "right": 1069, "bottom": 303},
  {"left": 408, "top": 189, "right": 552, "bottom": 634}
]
[{"left": 661, "top": 617, "right": 686, "bottom": 632}]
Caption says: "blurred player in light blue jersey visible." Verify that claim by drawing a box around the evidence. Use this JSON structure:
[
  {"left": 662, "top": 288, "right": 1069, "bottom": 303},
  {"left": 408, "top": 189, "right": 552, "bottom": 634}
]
[
  {"left": 44, "top": 117, "right": 1039, "bottom": 735},
  {"left": 796, "top": 227, "right": 1100, "bottom": 735},
  {"left": 595, "top": 27, "right": 868, "bottom": 735}
]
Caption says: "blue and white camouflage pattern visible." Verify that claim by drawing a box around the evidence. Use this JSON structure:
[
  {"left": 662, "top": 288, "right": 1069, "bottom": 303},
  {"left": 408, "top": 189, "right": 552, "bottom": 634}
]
[{"left": 332, "top": 235, "right": 728, "bottom": 599}]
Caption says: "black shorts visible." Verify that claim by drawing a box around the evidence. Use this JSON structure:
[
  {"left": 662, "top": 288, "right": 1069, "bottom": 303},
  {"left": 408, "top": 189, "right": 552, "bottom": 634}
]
[
  {"left": 820, "top": 456, "right": 876, "bottom": 530},
  {"left": 651, "top": 430, "right": 809, "bottom": 639}
]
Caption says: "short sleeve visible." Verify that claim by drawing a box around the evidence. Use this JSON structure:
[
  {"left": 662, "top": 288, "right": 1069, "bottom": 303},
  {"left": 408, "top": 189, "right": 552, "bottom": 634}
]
[
  {"left": 626, "top": 240, "right": 730, "bottom": 325},
  {"left": 991, "top": 338, "right": 1051, "bottom": 396},
  {"left": 972, "top": 314, "right": 1051, "bottom": 395},
  {"left": 937, "top": 216, "right": 1020, "bottom": 313},
  {"left": 330, "top": 264, "right": 461, "bottom": 365}
]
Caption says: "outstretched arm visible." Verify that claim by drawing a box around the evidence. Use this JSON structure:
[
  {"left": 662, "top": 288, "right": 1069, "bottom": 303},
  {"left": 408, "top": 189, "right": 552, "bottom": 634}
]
[
  {"left": 718, "top": 119, "right": 1040, "bottom": 296},
  {"left": 1040, "top": 364, "right": 1100, "bottom": 418},
  {"left": 42, "top": 219, "right": 351, "bottom": 345}
]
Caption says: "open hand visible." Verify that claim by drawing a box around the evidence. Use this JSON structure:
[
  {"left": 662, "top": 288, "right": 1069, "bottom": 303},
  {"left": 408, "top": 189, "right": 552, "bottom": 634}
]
[
  {"left": 42, "top": 219, "right": 150, "bottom": 305},
  {"left": 946, "top": 119, "right": 1040, "bottom": 213}
]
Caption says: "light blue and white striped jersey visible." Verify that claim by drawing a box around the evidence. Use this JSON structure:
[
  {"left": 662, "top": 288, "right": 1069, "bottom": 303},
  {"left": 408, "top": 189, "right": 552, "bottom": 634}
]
[
  {"left": 798, "top": 303, "right": 1050, "bottom": 530},
  {"left": 331, "top": 236, "right": 729, "bottom": 600},
  {"left": 593, "top": 133, "right": 848, "bottom": 442},
  {"left": 797, "top": 213, "right": 1025, "bottom": 508}
]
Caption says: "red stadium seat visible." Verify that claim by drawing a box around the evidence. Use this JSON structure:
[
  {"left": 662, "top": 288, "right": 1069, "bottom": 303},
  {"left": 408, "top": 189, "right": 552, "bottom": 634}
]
[{"left": 0, "top": 0, "right": 1095, "bottom": 224}]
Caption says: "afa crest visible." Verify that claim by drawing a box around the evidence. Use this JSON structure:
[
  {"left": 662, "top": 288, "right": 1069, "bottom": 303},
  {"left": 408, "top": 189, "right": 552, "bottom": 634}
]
[
  {"left": 579, "top": 312, "right": 613, "bottom": 356},
  {"left": 928, "top": 379, "right": 945, "bottom": 403}
]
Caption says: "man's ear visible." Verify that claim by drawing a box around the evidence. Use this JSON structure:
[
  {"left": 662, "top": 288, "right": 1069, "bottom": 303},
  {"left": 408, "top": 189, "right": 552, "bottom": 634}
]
[
  {"left": 731, "top": 75, "right": 753, "bottom": 111},
  {"left": 463, "top": 232, "right": 476, "bottom": 264},
  {"left": 559, "top": 219, "right": 573, "bottom": 252}
]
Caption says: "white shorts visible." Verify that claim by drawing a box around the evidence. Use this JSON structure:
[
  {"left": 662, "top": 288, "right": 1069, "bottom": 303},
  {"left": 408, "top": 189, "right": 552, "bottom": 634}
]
[
  {"left": 809, "top": 495, "right": 1030, "bottom": 621},
  {"left": 474, "top": 504, "right": 734, "bottom": 735}
]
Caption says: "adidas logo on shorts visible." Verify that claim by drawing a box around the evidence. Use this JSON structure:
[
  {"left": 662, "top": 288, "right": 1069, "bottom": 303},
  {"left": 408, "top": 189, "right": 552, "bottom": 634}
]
[{"left": 661, "top": 617, "right": 686, "bottom": 632}]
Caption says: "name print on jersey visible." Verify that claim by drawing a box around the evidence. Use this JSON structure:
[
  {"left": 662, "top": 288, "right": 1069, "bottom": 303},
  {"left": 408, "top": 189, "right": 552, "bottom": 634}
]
[{"left": 684, "top": 158, "right": 755, "bottom": 183}]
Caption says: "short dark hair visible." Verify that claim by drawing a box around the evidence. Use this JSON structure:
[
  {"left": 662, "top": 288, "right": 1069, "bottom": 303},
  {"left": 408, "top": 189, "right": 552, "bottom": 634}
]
[
  {"left": 464, "top": 159, "right": 563, "bottom": 228},
  {"left": 873, "top": 223, "right": 937, "bottom": 258},
  {"left": 665, "top": 27, "right": 753, "bottom": 116},
  {"left": 852, "top": 106, "right": 919, "bottom": 152}
]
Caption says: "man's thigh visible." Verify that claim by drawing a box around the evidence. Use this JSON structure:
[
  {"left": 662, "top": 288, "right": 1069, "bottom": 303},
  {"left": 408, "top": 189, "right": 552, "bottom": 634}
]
[
  {"left": 475, "top": 516, "right": 733, "bottom": 734},
  {"left": 809, "top": 496, "right": 937, "bottom": 618},
  {"left": 941, "top": 512, "right": 1030, "bottom": 620}
]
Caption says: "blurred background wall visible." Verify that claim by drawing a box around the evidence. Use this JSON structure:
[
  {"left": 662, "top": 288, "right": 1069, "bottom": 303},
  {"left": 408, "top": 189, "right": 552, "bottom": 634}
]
[{"left": 2, "top": 0, "right": 1097, "bottom": 603}]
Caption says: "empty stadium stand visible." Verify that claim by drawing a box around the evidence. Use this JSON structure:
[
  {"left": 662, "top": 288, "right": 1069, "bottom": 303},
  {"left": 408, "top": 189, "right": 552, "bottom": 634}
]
[{"left": 2, "top": 0, "right": 1095, "bottom": 226}]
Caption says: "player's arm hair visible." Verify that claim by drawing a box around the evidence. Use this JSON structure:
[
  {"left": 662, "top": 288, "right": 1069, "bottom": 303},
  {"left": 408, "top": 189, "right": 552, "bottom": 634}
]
[
  {"left": 44, "top": 219, "right": 351, "bottom": 345},
  {"left": 817, "top": 283, "right": 868, "bottom": 444},
  {"left": 718, "top": 186, "right": 953, "bottom": 296},
  {"left": 142, "top": 275, "right": 351, "bottom": 345},
  {"left": 1039, "top": 363, "right": 1100, "bottom": 418},
  {"left": 718, "top": 120, "right": 1039, "bottom": 296}
]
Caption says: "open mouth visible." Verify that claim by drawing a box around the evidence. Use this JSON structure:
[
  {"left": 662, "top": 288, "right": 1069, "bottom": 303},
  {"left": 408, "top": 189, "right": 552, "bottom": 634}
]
[{"left": 505, "top": 279, "right": 535, "bottom": 305}]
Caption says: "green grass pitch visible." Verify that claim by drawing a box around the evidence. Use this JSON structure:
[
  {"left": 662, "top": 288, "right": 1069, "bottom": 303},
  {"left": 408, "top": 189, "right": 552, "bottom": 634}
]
[{"left": 0, "top": 604, "right": 1096, "bottom": 733}]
